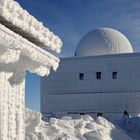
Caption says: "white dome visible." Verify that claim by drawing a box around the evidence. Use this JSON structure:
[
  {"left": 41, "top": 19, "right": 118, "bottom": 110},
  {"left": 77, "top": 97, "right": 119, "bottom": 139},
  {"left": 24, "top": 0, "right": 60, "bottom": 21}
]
[{"left": 75, "top": 28, "right": 133, "bottom": 56}]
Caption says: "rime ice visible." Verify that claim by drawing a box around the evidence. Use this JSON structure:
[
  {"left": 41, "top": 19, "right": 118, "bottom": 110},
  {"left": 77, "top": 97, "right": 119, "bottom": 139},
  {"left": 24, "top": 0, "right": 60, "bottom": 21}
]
[{"left": 0, "top": 0, "right": 62, "bottom": 140}]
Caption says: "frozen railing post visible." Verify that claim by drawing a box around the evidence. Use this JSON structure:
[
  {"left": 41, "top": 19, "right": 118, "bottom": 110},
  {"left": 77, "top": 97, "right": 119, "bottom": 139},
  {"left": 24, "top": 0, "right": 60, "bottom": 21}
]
[{"left": 0, "top": 0, "right": 62, "bottom": 140}]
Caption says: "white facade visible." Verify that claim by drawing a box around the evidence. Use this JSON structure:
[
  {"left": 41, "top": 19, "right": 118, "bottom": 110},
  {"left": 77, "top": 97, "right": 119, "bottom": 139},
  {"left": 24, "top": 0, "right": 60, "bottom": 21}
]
[
  {"left": 41, "top": 28, "right": 140, "bottom": 117},
  {"left": 41, "top": 53, "right": 140, "bottom": 116}
]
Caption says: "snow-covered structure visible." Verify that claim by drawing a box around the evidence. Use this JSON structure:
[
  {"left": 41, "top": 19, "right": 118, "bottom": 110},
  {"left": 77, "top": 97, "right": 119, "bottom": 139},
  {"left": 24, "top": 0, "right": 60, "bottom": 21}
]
[
  {"left": 41, "top": 28, "right": 140, "bottom": 117},
  {"left": 75, "top": 28, "right": 133, "bottom": 56},
  {"left": 0, "top": 0, "right": 62, "bottom": 140}
]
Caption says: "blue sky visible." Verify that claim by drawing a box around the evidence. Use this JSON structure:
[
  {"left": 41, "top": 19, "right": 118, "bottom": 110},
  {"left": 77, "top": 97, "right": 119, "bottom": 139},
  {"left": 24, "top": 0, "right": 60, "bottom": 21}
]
[{"left": 16, "top": 0, "right": 140, "bottom": 111}]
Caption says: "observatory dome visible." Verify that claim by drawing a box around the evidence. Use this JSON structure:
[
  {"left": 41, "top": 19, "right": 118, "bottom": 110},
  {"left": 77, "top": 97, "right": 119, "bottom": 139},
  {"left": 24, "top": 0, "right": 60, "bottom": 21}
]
[{"left": 75, "top": 28, "right": 133, "bottom": 56}]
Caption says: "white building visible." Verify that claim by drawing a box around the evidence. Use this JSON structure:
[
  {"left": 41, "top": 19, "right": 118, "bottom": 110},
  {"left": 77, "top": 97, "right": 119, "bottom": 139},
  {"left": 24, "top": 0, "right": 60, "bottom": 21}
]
[{"left": 41, "top": 28, "right": 140, "bottom": 117}]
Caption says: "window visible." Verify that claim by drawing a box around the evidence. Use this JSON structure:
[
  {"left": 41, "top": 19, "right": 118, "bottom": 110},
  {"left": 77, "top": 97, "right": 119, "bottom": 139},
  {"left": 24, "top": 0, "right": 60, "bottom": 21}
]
[
  {"left": 112, "top": 72, "right": 117, "bottom": 79},
  {"left": 79, "top": 73, "right": 84, "bottom": 80},
  {"left": 96, "top": 72, "right": 101, "bottom": 79},
  {"left": 80, "top": 112, "right": 85, "bottom": 115}
]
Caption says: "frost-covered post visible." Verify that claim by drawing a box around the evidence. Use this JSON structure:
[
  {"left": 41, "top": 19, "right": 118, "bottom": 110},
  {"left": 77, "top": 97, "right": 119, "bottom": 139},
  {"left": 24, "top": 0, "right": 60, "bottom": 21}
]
[{"left": 0, "top": 0, "right": 62, "bottom": 140}]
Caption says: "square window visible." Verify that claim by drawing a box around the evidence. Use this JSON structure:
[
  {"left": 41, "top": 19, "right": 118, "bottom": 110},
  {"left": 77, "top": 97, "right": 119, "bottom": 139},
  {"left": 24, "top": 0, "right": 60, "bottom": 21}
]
[
  {"left": 96, "top": 72, "right": 101, "bottom": 79},
  {"left": 112, "top": 72, "right": 117, "bottom": 79},
  {"left": 79, "top": 73, "right": 84, "bottom": 80}
]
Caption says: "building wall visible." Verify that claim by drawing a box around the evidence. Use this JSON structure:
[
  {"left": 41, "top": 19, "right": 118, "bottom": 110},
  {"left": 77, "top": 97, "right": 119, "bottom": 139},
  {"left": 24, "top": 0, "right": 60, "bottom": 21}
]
[{"left": 41, "top": 53, "right": 140, "bottom": 115}]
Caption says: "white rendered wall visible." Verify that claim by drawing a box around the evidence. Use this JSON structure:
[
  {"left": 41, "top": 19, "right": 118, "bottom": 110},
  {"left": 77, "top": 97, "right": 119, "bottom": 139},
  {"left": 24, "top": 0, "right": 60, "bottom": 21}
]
[
  {"left": 41, "top": 53, "right": 140, "bottom": 115},
  {"left": 0, "top": 72, "right": 25, "bottom": 140}
]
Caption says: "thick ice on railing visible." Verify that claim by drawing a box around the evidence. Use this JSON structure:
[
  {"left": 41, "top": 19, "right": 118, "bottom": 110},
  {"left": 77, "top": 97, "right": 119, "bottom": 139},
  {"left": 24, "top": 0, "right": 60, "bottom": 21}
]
[
  {"left": 0, "top": 23, "right": 59, "bottom": 82},
  {"left": 0, "top": 0, "right": 62, "bottom": 53}
]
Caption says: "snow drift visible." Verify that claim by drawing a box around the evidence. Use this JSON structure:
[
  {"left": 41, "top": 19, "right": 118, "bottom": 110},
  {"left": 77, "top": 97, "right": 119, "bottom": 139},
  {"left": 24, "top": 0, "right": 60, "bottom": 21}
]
[{"left": 25, "top": 109, "right": 132, "bottom": 140}]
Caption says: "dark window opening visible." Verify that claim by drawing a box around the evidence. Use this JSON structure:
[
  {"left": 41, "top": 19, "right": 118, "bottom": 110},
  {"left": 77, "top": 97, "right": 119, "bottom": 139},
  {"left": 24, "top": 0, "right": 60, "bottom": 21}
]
[
  {"left": 97, "top": 112, "right": 103, "bottom": 117},
  {"left": 96, "top": 72, "right": 101, "bottom": 79},
  {"left": 79, "top": 73, "right": 84, "bottom": 80},
  {"left": 112, "top": 72, "right": 117, "bottom": 79},
  {"left": 67, "top": 112, "right": 79, "bottom": 115},
  {"left": 80, "top": 112, "right": 85, "bottom": 115}
]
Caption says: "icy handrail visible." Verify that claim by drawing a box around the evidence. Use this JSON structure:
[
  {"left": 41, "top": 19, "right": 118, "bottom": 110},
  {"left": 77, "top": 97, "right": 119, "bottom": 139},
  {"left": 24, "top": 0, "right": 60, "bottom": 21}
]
[{"left": 0, "top": 0, "right": 62, "bottom": 53}]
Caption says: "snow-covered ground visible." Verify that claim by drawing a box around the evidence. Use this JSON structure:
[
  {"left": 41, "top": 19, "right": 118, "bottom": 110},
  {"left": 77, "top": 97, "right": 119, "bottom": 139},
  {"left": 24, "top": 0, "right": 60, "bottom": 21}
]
[{"left": 25, "top": 109, "right": 140, "bottom": 140}]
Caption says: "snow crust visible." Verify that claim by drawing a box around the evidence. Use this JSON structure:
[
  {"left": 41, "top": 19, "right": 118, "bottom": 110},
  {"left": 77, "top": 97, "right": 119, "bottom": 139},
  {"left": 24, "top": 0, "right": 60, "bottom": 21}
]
[
  {"left": 25, "top": 109, "right": 133, "bottom": 140},
  {"left": 118, "top": 116, "right": 140, "bottom": 139},
  {"left": 0, "top": 0, "right": 62, "bottom": 53}
]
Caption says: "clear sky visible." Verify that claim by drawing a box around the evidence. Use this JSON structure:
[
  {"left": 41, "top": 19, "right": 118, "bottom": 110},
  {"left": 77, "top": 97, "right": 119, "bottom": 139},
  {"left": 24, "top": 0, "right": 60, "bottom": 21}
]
[{"left": 16, "top": 0, "right": 140, "bottom": 111}]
